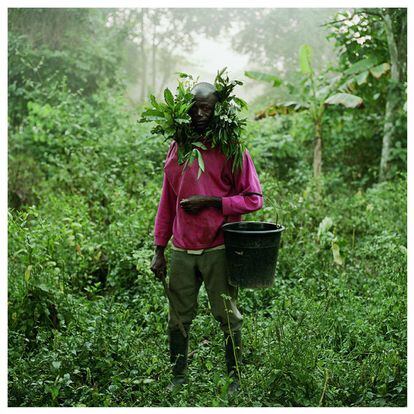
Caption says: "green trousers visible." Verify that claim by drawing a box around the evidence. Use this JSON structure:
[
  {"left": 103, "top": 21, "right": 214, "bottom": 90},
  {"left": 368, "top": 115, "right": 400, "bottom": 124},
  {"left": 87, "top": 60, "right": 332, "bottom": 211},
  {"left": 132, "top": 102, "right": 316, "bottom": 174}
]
[{"left": 167, "top": 248, "right": 243, "bottom": 334}]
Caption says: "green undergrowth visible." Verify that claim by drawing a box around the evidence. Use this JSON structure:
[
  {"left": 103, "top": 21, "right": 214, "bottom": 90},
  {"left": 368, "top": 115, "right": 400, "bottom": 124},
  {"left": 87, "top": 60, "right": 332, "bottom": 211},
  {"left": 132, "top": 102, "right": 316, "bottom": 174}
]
[{"left": 8, "top": 170, "right": 406, "bottom": 407}]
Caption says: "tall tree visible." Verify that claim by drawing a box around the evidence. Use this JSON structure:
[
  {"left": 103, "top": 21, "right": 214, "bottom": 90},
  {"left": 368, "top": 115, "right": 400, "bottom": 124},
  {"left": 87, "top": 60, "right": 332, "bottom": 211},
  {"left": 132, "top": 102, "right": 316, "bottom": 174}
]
[
  {"left": 379, "top": 8, "right": 406, "bottom": 181},
  {"left": 229, "top": 9, "right": 339, "bottom": 75},
  {"left": 112, "top": 8, "right": 232, "bottom": 101},
  {"left": 246, "top": 44, "right": 363, "bottom": 179},
  {"left": 140, "top": 9, "right": 147, "bottom": 101},
  {"left": 8, "top": 8, "right": 130, "bottom": 126},
  {"left": 326, "top": 8, "right": 407, "bottom": 182}
]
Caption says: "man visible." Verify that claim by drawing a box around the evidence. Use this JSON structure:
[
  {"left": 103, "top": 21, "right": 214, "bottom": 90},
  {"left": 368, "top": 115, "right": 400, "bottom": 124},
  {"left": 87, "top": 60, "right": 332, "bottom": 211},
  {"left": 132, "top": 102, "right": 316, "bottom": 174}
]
[{"left": 150, "top": 82, "right": 263, "bottom": 395}]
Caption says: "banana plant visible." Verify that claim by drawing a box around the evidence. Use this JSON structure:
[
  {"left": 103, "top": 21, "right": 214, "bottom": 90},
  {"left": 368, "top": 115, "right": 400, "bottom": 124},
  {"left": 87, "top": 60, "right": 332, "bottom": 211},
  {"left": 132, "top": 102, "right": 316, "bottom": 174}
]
[{"left": 246, "top": 44, "right": 365, "bottom": 178}]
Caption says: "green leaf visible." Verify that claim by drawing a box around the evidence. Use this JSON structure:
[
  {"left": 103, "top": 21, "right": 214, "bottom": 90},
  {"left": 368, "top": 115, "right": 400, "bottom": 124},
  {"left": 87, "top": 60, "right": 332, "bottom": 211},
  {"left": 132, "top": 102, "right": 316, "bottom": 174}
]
[
  {"left": 217, "top": 67, "right": 227, "bottom": 78},
  {"left": 164, "top": 88, "right": 174, "bottom": 106},
  {"left": 317, "top": 217, "right": 333, "bottom": 240},
  {"left": 331, "top": 242, "right": 343, "bottom": 266},
  {"left": 49, "top": 385, "right": 60, "bottom": 399},
  {"left": 149, "top": 94, "right": 158, "bottom": 108},
  {"left": 233, "top": 97, "right": 248, "bottom": 109},
  {"left": 299, "top": 44, "right": 313, "bottom": 75},
  {"left": 189, "top": 149, "right": 196, "bottom": 165},
  {"left": 140, "top": 108, "right": 165, "bottom": 122},
  {"left": 324, "top": 93, "right": 363, "bottom": 108},
  {"left": 142, "top": 108, "right": 164, "bottom": 117},
  {"left": 196, "top": 149, "right": 205, "bottom": 172},
  {"left": 345, "top": 56, "right": 379, "bottom": 75},
  {"left": 192, "top": 141, "right": 207, "bottom": 150},
  {"left": 245, "top": 71, "right": 282, "bottom": 87},
  {"left": 355, "top": 70, "right": 369, "bottom": 85},
  {"left": 177, "top": 72, "right": 191, "bottom": 79},
  {"left": 175, "top": 117, "right": 190, "bottom": 125},
  {"left": 370, "top": 62, "right": 391, "bottom": 79},
  {"left": 24, "top": 265, "right": 32, "bottom": 282},
  {"left": 254, "top": 101, "right": 308, "bottom": 119},
  {"left": 52, "top": 361, "right": 61, "bottom": 370}
]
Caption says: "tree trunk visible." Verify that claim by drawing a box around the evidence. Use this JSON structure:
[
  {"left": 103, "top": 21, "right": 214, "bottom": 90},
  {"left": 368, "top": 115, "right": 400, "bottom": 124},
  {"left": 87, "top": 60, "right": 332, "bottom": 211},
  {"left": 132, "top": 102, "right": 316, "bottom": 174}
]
[
  {"left": 158, "top": 51, "right": 176, "bottom": 96},
  {"left": 397, "top": 11, "right": 407, "bottom": 80},
  {"left": 380, "top": 87, "right": 400, "bottom": 182},
  {"left": 379, "top": 10, "right": 402, "bottom": 182},
  {"left": 151, "top": 12, "right": 156, "bottom": 93},
  {"left": 140, "top": 9, "right": 147, "bottom": 102},
  {"left": 313, "top": 119, "right": 322, "bottom": 178}
]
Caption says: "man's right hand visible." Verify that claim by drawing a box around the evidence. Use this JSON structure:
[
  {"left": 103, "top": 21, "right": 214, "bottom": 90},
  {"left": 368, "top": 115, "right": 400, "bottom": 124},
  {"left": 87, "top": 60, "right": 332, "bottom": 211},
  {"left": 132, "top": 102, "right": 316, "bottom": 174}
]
[{"left": 150, "top": 247, "right": 167, "bottom": 281}]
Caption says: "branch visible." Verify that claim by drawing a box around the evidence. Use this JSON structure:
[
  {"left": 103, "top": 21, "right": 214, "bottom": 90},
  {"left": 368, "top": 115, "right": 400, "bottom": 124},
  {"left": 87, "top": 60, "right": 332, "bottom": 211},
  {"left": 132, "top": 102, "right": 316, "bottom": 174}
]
[
  {"left": 322, "top": 8, "right": 384, "bottom": 28},
  {"left": 321, "top": 12, "right": 356, "bottom": 27},
  {"left": 360, "top": 8, "right": 384, "bottom": 18}
]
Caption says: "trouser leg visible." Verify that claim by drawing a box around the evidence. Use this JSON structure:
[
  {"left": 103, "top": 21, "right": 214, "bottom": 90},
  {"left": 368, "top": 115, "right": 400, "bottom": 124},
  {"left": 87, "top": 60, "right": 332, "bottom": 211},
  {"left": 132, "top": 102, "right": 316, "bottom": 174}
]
[
  {"left": 224, "top": 329, "right": 242, "bottom": 377},
  {"left": 167, "top": 250, "right": 202, "bottom": 381},
  {"left": 167, "top": 250, "right": 202, "bottom": 331},
  {"left": 168, "top": 323, "right": 191, "bottom": 383},
  {"left": 198, "top": 249, "right": 243, "bottom": 334},
  {"left": 197, "top": 249, "right": 243, "bottom": 390}
]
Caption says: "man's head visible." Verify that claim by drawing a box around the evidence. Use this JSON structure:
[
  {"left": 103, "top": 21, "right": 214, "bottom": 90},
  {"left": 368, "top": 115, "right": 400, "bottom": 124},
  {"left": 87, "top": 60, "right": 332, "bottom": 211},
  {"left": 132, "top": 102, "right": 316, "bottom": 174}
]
[{"left": 189, "top": 82, "right": 219, "bottom": 133}]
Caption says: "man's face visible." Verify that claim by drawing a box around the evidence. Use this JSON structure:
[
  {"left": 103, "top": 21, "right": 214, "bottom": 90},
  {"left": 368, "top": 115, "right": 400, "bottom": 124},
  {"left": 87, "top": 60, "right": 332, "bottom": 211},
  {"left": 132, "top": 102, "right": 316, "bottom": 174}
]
[{"left": 189, "top": 93, "right": 218, "bottom": 133}]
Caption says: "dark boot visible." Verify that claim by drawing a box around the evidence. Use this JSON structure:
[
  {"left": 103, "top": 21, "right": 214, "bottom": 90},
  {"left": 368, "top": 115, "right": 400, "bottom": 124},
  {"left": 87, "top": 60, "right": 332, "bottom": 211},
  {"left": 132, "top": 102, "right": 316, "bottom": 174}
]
[
  {"left": 167, "top": 325, "right": 190, "bottom": 391},
  {"left": 224, "top": 330, "right": 242, "bottom": 396}
]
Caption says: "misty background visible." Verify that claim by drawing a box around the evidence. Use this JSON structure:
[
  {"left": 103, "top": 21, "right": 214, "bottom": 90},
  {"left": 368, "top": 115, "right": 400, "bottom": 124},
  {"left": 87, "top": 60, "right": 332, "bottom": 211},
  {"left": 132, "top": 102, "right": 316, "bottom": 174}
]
[
  {"left": 120, "top": 8, "right": 343, "bottom": 102},
  {"left": 9, "top": 8, "right": 344, "bottom": 106}
]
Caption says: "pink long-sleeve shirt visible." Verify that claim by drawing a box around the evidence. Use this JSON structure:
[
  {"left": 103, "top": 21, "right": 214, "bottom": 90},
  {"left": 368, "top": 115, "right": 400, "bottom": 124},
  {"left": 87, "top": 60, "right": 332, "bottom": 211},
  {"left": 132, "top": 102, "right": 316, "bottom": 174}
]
[{"left": 154, "top": 140, "right": 263, "bottom": 249}]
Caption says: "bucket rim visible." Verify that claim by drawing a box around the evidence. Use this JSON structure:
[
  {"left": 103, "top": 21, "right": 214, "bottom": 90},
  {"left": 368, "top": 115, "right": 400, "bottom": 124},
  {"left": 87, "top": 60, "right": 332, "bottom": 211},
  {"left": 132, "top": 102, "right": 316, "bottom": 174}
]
[{"left": 222, "top": 221, "right": 285, "bottom": 235}]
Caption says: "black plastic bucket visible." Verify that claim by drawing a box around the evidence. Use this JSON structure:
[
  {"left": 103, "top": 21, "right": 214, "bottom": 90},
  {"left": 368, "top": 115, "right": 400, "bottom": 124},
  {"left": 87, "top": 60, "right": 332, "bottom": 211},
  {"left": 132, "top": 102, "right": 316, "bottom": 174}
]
[{"left": 222, "top": 221, "right": 285, "bottom": 288}]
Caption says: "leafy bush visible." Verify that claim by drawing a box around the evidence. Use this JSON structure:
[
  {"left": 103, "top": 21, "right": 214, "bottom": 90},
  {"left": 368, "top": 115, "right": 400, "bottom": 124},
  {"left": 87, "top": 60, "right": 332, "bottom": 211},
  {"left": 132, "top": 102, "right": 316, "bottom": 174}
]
[{"left": 246, "top": 114, "right": 304, "bottom": 180}]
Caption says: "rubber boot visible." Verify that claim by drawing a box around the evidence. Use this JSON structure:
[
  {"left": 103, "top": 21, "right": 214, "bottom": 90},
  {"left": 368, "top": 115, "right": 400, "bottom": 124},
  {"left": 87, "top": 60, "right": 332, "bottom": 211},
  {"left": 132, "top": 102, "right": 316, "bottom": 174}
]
[
  {"left": 167, "top": 324, "right": 190, "bottom": 391},
  {"left": 224, "top": 329, "right": 242, "bottom": 396}
]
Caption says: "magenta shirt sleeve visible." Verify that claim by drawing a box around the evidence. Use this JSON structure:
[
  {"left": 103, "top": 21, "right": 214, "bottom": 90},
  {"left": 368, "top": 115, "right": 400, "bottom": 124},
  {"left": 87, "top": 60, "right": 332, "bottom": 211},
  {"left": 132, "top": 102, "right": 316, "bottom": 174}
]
[
  {"left": 221, "top": 149, "right": 263, "bottom": 216},
  {"left": 154, "top": 146, "right": 177, "bottom": 247}
]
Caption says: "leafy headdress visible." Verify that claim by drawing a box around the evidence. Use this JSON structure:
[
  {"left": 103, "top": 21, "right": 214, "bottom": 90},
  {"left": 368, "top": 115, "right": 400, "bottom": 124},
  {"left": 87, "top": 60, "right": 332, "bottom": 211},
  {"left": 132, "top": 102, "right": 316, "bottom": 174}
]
[{"left": 140, "top": 68, "right": 247, "bottom": 178}]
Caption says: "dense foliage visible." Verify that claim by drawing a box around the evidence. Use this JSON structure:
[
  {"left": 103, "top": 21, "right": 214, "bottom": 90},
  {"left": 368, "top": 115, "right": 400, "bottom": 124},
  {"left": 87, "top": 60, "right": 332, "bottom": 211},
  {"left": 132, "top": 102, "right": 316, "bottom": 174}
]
[
  {"left": 140, "top": 68, "right": 247, "bottom": 176},
  {"left": 8, "top": 8, "right": 406, "bottom": 408}
]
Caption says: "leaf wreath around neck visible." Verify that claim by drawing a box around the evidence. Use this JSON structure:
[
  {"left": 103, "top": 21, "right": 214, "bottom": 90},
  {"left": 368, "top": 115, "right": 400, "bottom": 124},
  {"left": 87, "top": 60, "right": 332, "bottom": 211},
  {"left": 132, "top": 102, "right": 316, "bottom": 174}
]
[{"left": 139, "top": 67, "right": 248, "bottom": 179}]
